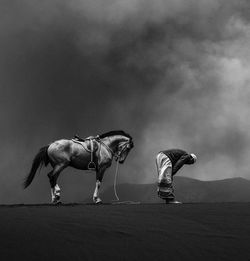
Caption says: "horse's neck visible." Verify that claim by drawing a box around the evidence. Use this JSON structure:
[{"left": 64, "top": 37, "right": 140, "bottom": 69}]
[{"left": 102, "top": 136, "right": 127, "bottom": 152}]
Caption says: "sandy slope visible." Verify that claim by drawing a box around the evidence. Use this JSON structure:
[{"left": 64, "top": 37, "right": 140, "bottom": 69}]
[
  {"left": 95, "top": 177, "right": 250, "bottom": 203},
  {"left": 0, "top": 203, "right": 249, "bottom": 261}
]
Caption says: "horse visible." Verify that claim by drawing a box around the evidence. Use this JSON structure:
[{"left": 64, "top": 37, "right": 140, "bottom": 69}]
[{"left": 24, "top": 130, "right": 134, "bottom": 204}]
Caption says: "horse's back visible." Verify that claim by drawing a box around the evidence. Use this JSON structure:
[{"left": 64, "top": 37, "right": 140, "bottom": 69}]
[
  {"left": 47, "top": 139, "right": 73, "bottom": 163},
  {"left": 48, "top": 139, "right": 72, "bottom": 150}
]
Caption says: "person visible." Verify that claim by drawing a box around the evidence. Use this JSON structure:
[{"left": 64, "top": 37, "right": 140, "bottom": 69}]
[{"left": 156, "top": 149, "right": 197, "bottom": 204}]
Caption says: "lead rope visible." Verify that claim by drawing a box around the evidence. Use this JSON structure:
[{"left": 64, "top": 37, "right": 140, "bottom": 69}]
[
  {"left": 112, "top": 157, "right": 141, "bottom": 205},
  {"left": 113, "top": 159, "right": 120, "bottom": 201}
]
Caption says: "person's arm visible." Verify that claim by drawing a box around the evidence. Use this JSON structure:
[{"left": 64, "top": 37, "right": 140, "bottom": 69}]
[{"left": 172, "top": 154, "right": 190, "bottom": 175}]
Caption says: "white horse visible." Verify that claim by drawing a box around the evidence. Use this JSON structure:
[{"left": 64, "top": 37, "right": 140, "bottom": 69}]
[{"left": 24, "top": 130, "right": 134, "bottom": 204}]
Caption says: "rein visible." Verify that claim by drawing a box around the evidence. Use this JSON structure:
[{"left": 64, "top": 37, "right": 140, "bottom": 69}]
[{"left": 98, "top": 139, "right": 116, "bottom": 158}]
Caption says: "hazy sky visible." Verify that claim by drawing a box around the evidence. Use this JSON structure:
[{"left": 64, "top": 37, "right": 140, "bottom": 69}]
[{"left": 1, "top": 0, "right": 250, "bottom": 203}]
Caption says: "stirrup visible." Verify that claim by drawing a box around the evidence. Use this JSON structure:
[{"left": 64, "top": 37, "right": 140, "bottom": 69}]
[{"left": 88, "top": 161, "right": 96, "bottom": 170}]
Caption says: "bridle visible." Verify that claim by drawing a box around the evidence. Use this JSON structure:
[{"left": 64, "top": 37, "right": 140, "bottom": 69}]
[
  {"left": 115, "top": 140, "right": 133, "bottom": 161},
  {"left": 98, "top": 136, "right": 133, "bottom": 161}
]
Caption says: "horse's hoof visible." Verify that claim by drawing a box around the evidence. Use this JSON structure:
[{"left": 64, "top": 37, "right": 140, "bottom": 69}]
[
  {"left": 94, "top": 198, "right": 102, "bottom": 204},
  {"left": 52, "top": 196, "right": 61, "bottom": 205},
  {"left": 52, "top": 200, "right": 62, "bottom": 205}
]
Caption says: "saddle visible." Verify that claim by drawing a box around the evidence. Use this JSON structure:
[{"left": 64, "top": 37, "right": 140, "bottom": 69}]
[
  {"left": 72, "top": 135, "right": 99, "bottom": 170},
  {"left": 73, "top": 135, "right": 98, "bottom": 150},
  {"left": 73, "top": 134, "right": 85, "bottom": 142}
]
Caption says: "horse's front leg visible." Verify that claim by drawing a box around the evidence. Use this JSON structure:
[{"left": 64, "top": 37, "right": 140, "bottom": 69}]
[
  {"left": 93, "top": 180, "right": 102, "bottom": 204},
  {"left": 93, "top": 170, "right": 105, "bottom": 204}
]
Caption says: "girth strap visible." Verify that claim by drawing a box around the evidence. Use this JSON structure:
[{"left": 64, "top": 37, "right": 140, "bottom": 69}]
[
  {"left": 71, "top": 138, "right": 97, "bottom": 170},
  {"left": 88, "top": 139, "right": 96, "bottom": 170}
]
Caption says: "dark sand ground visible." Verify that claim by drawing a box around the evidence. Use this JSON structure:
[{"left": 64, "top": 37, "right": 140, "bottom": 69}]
[{"left": 0, "top": 203, "right": 250, "bottom": 261}]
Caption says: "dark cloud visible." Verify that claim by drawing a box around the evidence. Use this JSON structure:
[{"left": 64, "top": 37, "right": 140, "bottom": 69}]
[{"left": 0, "top": 0, "right": 250, "bottom": 203}]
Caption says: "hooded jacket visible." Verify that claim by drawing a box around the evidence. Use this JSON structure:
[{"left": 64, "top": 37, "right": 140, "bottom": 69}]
[{"left": 161, "top": 149, "right": 194, "bottom": 175}]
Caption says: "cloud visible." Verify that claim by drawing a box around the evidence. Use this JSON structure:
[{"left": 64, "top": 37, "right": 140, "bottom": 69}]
[
  {"left": 0, "top": 0, "right": 250, "bottom": 202},
  {"left": 138, "top": 4, "right": 250, "bottom": 182}
]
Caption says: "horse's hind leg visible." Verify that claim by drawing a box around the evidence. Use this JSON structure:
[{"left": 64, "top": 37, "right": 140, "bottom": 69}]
[
  {"left": 47, "top": 171, "right": 55, "bottom": 202},
  {"left": 48, "top": 164, "right": 67, "bottom": 204}
]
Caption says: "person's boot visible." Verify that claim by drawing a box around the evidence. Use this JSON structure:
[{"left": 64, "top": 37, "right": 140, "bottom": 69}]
[
  {"left": 157, "top": 183, "right": 174, "bottom": 199},
  {"left": 165, "top": 198, "right": 182, "bottom": 204}
]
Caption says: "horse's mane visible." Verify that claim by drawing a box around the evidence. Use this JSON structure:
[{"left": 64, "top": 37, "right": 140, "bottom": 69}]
[{"left": 99, "top": 130, "right": 132, "bottom": 139}]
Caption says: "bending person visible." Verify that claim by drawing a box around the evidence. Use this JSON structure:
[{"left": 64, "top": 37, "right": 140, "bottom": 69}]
[{"left": 156, "top": 149, "right": 197, "bottom": 204}]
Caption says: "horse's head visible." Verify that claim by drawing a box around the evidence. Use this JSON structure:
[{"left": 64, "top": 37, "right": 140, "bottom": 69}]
[
  {"left": 116, "top": 138, "right": 134, "bottom": 164},
  {"left": 98, "top": 130, "right": 134, "bottom": 164}
]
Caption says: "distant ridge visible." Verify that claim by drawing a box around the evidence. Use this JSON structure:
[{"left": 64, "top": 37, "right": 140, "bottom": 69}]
[{"left": 95, "top": 177, "right": 250, "bottom": 203}]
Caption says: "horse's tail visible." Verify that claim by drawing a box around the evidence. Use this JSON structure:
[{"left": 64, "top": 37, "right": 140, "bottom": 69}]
[{"left": 23, "top": 145, "right": 50, "bottom": 189}]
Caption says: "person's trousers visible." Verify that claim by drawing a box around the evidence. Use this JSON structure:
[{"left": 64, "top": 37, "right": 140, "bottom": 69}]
[{"left": 156, "top": 152, "right": 174, "bottom": 199}]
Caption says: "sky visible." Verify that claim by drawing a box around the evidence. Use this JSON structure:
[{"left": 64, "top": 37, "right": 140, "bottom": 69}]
[{"left": 0, "top": 0, "right": 250, "bottom": 203}]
